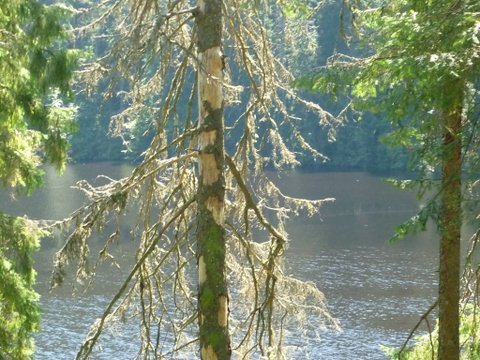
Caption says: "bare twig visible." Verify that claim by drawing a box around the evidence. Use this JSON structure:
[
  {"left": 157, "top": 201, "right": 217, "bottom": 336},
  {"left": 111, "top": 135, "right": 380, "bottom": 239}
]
[{"left": 398, "top": 301, "right": 438, "bottom": 358}]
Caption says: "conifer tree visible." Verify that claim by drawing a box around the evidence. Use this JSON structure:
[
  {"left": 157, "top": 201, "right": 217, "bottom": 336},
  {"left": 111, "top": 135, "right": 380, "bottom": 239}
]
[
  {"left": 0, "top": 0, "right": 75, "bottom": 357},
  {"left": 51, "top": 0, "right": 339, "bottom": 358},
  {"left": 300, "top": 0, "right": 480, "bottom": 358}
]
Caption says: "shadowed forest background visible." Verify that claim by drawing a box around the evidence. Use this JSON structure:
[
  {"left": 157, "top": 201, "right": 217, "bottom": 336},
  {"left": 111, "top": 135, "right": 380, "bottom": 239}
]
[{"left": 68, "top": 0, "right": 408, "bottom": 174}]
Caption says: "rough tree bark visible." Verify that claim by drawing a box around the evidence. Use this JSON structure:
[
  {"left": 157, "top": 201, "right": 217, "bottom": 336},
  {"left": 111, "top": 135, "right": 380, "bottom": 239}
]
[
  {"left": 438, "top": 81, "right": 463, "bottom": 360},
  {"left": 194, "top": 0, "right": 231, "bottom": 359}
]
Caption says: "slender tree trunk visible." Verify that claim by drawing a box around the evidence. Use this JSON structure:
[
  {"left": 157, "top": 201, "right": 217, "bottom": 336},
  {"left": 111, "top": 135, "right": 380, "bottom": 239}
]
[
  {"left": 194, "top": 0, "right": 231, "bottom": 359},
  {"left": 438, "top": 84, "right": 462, "bottom": 360}
]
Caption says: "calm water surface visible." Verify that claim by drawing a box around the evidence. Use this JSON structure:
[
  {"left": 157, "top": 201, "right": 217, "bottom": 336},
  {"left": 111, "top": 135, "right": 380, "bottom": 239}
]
[{"left": 2, "top": 165, "right": 441, "bottom": 359}]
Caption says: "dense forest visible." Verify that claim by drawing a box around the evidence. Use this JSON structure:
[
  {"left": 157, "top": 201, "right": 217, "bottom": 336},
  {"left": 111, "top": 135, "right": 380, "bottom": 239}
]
[
  {"left": 1, "top": 0, "right": 479, "bottom": 359},
  {"left": 68, "top": 0, "right": 408, "bottom": 173}
]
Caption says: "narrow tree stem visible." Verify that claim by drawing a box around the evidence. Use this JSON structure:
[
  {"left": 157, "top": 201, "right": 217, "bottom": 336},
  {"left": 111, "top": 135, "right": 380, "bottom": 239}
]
[{"left": 438, "top": 83, "right": 463, "bottom": 360}]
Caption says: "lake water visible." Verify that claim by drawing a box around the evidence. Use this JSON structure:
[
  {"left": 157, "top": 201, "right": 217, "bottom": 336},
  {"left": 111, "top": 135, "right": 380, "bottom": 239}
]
[{"left": 1, "top": 164, "right": 441, "bottom": 359}]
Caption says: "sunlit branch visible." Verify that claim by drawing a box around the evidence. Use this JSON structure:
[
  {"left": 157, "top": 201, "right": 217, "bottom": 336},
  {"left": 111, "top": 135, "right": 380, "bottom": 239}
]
[
  {"left": 397, "top": 301, "right": 438, "bottom": 358},
  {"left": 75, "top": 197, "right": 196, "bottom": 359}
]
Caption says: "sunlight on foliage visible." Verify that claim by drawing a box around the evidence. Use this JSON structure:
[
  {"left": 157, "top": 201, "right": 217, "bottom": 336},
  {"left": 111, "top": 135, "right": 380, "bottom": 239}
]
[
  {"left": 45, "top": 0, "right": 340, "bottom": 358},
  {"left": 383, "top": 304, "right": 480, "bottom": 360},
  {"left": 0, "top": 0, "right": 76, "bottom": 357},
  {"left": 0, "top": 214, "right": 46, "bottom": 359}
]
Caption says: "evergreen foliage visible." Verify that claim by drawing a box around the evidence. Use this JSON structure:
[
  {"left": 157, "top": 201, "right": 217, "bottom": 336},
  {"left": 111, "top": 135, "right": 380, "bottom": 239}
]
[
  {"left": 300, "top": 0, "right": 480, "bottom": 177},
  {"left": 0, "top": 215, "right": 44, "bottom": 359},
  {"left": 0, "top": 0, "right": 77, "bottom": 186},
  {"left": 298, "top": 0, "right": 480, "bottom": 358},
  {"left": 0, "top": 0, "right": 75, "bottom": 357}
]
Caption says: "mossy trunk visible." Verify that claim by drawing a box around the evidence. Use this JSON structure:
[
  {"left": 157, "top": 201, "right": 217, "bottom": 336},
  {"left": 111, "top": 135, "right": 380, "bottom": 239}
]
[
  {"left": 194, "top": 0, "right": 231, "bottom": 359},
  {"left": 438, "top": 83, "right": 463, "bottom": 360}
]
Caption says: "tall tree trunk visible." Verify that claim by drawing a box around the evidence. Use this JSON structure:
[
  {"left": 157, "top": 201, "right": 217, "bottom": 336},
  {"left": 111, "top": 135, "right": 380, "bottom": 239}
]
[
  {"left": 194, "top": 0, "right": 231, "bottom": 359},
  {"left": 438, "top": 83, "right": 463, "bottom": 360}
]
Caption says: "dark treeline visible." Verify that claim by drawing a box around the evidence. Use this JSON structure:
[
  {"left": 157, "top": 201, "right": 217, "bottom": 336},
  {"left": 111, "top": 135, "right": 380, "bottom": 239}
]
[{"left": 69, "top": 0, "right": 408, "bottom": 174}]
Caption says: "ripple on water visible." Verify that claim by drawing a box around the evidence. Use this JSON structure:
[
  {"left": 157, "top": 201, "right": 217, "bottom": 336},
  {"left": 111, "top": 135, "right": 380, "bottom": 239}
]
[
  {"left": 36, "top": 295, "right": 141, "bottom": 359},
  {"left": 283, "top": 245, "right": 437, "bottom": 359}
]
